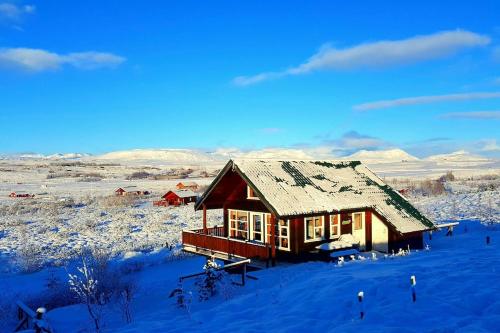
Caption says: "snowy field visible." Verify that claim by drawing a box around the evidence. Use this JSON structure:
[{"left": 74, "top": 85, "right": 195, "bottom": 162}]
[{"left": 0, "top": 155, "right": 498, "bottom": 332}]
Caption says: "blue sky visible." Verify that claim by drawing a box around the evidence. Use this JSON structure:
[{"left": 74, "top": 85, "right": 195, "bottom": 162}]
[{"left": 0, "top": 0, "right": 499, "bottom": 157}]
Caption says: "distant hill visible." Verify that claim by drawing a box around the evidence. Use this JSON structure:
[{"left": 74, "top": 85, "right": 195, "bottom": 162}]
[
  {"left": 345, "top": 149, "right": 419, "bottom": 163},
  {"left": 424, "top": 150, "right": 490, "bottom": 162}
]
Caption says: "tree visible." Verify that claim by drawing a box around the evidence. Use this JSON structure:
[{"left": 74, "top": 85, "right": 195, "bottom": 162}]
[{"left": 196, "top": 256, "right": 223, "bottom": 301}]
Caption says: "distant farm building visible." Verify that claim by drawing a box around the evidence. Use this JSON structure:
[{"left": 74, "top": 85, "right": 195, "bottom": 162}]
[
  {"left": 115, "top": 188, "right": 150, "bottom": 196},
  {"left": 154, "top": 190, "right": 198, "bottom": 207},
  {"left": 9, "top": 192, "right": 34, "bottom": 198},
  {"left": 176, "top": 181, "right": 199, "bottom": 191}
]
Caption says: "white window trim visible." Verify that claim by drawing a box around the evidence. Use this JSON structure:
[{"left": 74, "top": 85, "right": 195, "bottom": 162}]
[
  {"left": 304, "top": 216, "right": 324, "bottom": 243},
  {"left": 250, "top": 212, "right": 264, "bottom": 242},
  {"left": 278, "top": 219, "right": 290, "bottom": 251},
  {"left": 330, "top": 214, "right": 341, "bottom": 239},
  {"left": 247, "top": 186, "right": 259, "bottom": 200},
  {"left": 228, "top": 209, "right": 249, "bottom": 239}
]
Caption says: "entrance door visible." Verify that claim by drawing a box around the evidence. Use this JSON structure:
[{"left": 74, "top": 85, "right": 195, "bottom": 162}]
[{"left": 352, "top": 212, "right": 366, "bottom": 250}]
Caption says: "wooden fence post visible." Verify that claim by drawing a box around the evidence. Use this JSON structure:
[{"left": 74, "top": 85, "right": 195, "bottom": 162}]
[
  {"left": 410, "top": 275, "right": 417, "bottom": 302},
  {"left": 358, "top": 291, "right": 364, "bottom": 319}
]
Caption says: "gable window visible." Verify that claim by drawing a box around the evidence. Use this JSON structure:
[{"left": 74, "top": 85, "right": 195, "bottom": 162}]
[
  {"left": 304, "top": 216, "right": 324, "bottom": 242},
  {"left": 330, "top": 214, "right": 340, "bottom": 238},
  {"left": 353, "top": 213, "right": 363, "bottom": 230},
  {"left": 229, "top": 210, "right": 249, "bottom": 240},
  {"left": 247, "top": 186, "right": 259, "bottom": 200}
]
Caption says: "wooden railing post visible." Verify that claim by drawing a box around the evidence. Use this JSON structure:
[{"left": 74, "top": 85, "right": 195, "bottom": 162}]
[
  {"left": 270, "top": 215, "right": 276, "bottom": 267},
  {"left": 202, "top": 204, "right": 207, "bottom": 234}
]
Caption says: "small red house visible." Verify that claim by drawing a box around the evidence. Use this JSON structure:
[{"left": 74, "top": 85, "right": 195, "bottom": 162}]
[
  {"left": 182, "top": 159, "right": 435, "bottom": 265},
  {"left": 115, "top": 188, "right": 126, "bottom": 196},
  {"left": 176, "top": 181, "right": 199, "bottom": 191},
  {"left": 161, "top": 190, "right": 198, "bottom": 206},
  {"left": 9, "top": 192, "right": 34, "bottom": 198}
]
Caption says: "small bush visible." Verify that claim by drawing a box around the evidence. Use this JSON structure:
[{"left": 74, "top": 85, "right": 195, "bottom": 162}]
[{"left": 126, "top": 171, "right": 151, "bottom": 180}]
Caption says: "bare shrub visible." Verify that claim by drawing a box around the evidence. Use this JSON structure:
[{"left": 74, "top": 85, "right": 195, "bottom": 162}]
[
  {"left": 126, "top": 171, "right": 151, "bottom": 180},
  {"left": 118, "top": 279, "right": 136, "bottom": 324},
  {"left": 438, "top": 171, "right": 455, "bottom": 182},
  {"left": 99, "top": 195, "right": 138, "bottom": 208},
  {"left": 17, "top": 241, "right": 43, "bottom": 273}
]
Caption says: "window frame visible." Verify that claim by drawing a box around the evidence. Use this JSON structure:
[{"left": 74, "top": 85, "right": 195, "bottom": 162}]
[
  {"left": 228, "top": 210, "right": 249, "bottom": 240},
  {"left": 330, "top": 214, "right": 340, "bottom": 239},
  {"left": 247, "top": 186, "right": 259, "bottom": 200},
  {"left": 304, "top": 216, "right": 324, "bottom": 242}
]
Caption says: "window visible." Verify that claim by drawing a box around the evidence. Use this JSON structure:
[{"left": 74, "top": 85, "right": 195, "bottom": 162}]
[
  {"left": 247, "top": 186, "right": 259, "bottom": 200},
  {"left": 229, "top": 210, "right": 248, "bottom": 239},
  {"left": 304, "top": 216, "right": 324, "bottom": 242},
  {"left": 265, "top": 215, "right": 290, "bottom": 251},
  {"left": 353, "top": 213, "right": 363, "bottom": 230},
  {"left": 330, "top": 214, "right": 340, "bottom": 238},
  {"left": 251, "top": 213, "right": 263, "bottom": 242}
]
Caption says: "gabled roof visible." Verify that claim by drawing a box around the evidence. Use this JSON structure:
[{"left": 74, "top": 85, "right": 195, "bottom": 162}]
[
  {"left": 165, "top": 190, "right": 198, "bottom": 198},
  {"left": 196, "top": 159, "right": 434, "bottom": 234}
]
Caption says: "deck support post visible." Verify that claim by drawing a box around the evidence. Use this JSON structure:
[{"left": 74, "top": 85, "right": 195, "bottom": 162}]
[
  {"left": 202, "top": 204, "right": 207, "bottom": 234},
  {"left": 270, "top": 215, "right": 276, "bottom": 267},
  {"left": 242, "top": 263, "right": 246, "bottom": 286}
]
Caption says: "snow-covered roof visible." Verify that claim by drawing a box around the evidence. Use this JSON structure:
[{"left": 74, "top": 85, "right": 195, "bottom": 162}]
[
  {"left": 169, "top": 190, "right": 198, "bottom": 198},
  {"left": 198, "top": 159, "right": 434, "bottom": 234},
  {"left": 177, "top": 181, "right": 198, "bottom": 186}
]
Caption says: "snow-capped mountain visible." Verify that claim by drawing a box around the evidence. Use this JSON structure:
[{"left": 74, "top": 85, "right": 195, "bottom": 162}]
[
  {"left": 345, "top": 149, "right": 419, "bottom": 163},
  {"left": 95, "top": 149, "right": 223, "bottom": 165},
  {"left": 424, "top": 150, "right": 490, "bottom": 162}
]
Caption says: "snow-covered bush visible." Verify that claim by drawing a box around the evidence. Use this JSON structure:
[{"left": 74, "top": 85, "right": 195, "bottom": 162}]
[
  {"left": 196, "top": 257, "right": 224, "bottom": 301},
  {"left": 16, "top": 241, "right": 43, "bottom": 273},
  {"left": 68, "top": 255, "right": 104, "bottom": 332}
]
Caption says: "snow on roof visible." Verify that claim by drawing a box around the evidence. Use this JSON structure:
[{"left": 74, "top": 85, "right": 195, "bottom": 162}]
[
  {"left": 177, "top": 181, "right": 198, "bottom": 186},
  {"left": 170, "top": 190, "right": 198, "bottom": 198},
  {"left": 229, "top": 159, "right": 434, "bottom": 234}
]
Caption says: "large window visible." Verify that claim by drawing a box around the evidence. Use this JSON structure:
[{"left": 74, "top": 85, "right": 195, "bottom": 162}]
[
  {"left": 265, "top": 215, "right": 290, "bottom": 251},
  {"left": 330, "top": 214, "right": 340, "bottom": 238},
  {"left": 229, "top": 210, "right": 248, "bottom": 239},
  {"left": 304, "top": 216, "right": 324, "bottom": 242},
  {"left": 353, "top": 213, "right": 363, "bottom": 230}
]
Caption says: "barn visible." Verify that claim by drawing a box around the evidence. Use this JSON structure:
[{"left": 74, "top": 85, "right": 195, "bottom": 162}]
[
  {"left": 162, "top": 190, "right": 198, "bottom": 206},
  {"left": 115, "top": 188, "right": 126, "bottom": 196},
  {"left": 176, "top": 181, "right": 199, "bottom": 191},
  {"left": 182, "top": 159, "right": 435, "bottom": 265}
]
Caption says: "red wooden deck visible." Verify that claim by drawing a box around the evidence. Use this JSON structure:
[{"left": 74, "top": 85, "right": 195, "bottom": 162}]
[{"left": 182, "top": 226, "right": 269, "bottom": 260}]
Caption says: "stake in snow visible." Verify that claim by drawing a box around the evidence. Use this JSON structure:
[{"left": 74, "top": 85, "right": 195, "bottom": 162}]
[{"left": 182, "top": 159, "right": 436, "bottom": 264}]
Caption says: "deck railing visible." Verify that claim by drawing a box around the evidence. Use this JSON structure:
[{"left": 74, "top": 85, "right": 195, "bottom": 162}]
[{"left": 182, "top": 226, "right": 269, "bottom": 259}]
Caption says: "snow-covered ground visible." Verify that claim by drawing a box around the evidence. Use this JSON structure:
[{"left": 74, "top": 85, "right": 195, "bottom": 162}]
[{"left": 0, "top": 155, "right": 498, "bottom": 332}]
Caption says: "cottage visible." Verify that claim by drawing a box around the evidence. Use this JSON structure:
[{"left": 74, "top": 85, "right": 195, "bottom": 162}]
[
  {"left": 9, "top": 192, "right": 34, "bottom": 198},
  {"left": 115, "top": 188, "right": 126, "bottom": 196},
  {"left": 161, "top": 190, "right": 198, "bottom": 206},
  {"left": 176, "top": 181, "right": 199, "bottom": 191},
  {"left": 182, "top": 159, "right": 435, "bottom": 265}
]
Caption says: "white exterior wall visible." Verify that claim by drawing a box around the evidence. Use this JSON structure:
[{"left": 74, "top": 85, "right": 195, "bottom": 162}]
[{"left": 372, "top": 213, "right": 389, "bottom": 253}]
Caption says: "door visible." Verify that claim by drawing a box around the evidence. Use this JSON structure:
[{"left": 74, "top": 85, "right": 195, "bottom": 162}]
[{"left": 352, "top": 212, "right": 366, "bottom": 250}]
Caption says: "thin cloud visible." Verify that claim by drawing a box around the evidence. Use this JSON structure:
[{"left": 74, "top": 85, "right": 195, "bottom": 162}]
[
  {"left": 234, "top": 30, "right": 490, "bottom": 86},
  {"left": 440, "top": 111, "right": 500, "bottom": 119},
  {"left": 0, "top": 2, "right": 35, "bottom": 23},
  {"left": 0, "top": 47, "right": 126, "bottom": 72},
  {"left": 354, "top": 92, "right": 500, "bottom": 111}
]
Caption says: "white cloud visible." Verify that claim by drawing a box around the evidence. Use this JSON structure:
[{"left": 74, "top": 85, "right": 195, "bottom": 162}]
[
  {"left": 440, "top": 111, "right": 500, "bottom": 119},
  {"left": 354, "top": 92, "right": 500, "bottom": 111},
  {"left": 234, "top": 30, "right": 490, "bottom": 86},
  {"left": 481, "top": 140, "right": 500, "bottom": 152},
  {"left": 0, "top": 47, "right": 126, "bottom": 72},
  {"left": 0, "top": 3, "right": 35, "bottom": 22}
]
